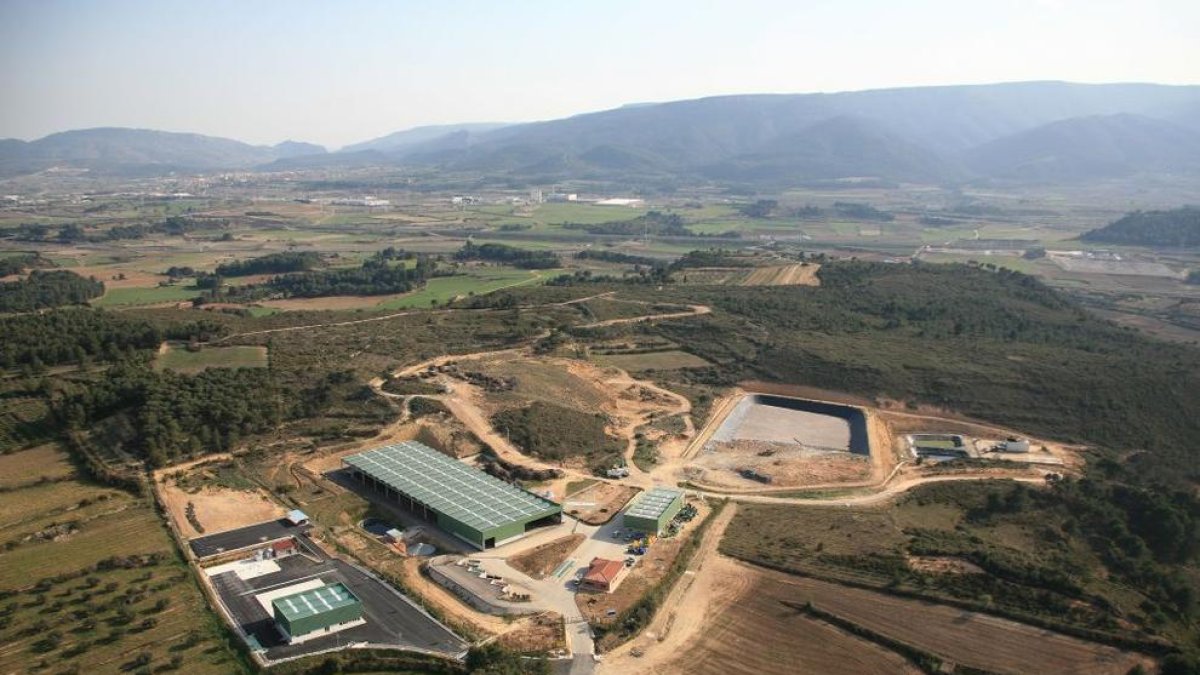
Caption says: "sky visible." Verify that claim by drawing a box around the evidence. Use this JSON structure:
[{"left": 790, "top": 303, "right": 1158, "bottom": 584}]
[{"left": 1, "top": 0, "right": 1198, "bottom": 149}]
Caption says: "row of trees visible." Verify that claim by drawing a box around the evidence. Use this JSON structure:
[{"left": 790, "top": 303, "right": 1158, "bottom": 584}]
[
  {"left": 454, "top": 242, "right": 560, "bottom": 269},
  {"left": 574, "top": 250, "right": 663, "bottom": 267},
  {"left": 214, "top": 251, "right": 323, "bottom": 276}
]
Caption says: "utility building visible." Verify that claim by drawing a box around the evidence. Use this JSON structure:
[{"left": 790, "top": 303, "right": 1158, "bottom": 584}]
[
  {"left": 272, "top": 583, "right": 364, "bottom": 644},
  {"left": 344, "top": 442, "right": 562, "bottom": 549},
  {"left": 623, "top": 487, "right": 684, "bottom": 536}
]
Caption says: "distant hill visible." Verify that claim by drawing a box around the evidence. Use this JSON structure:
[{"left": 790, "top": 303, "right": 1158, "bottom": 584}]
[
  {"left": 340, "top": 123, "right": 509, "bottom": 154},
  {"left": 1081, "top": 207, "right": 1200, "bottom": 247},
  {"left": 6, "top": 82, "right": 1200, "bottom": 185},
  {"left": 964, "top": 114, "right": 1200, "bottom": 181},
  {"left": 0, "top": 127, "right": 325, "bottom": 176},
  {"left": 394, "top": 81, "right": 1200, "bottom": 184}
]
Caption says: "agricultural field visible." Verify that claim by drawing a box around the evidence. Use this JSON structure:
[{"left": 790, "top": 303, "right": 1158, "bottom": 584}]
[
  {"left": 92, "top": 284, "right": 202, "bottom": 307},
  {"left": 374, "top": 267, "right": 554, "bottom": 310},
  {"left": 154, "top": 343, "right": 268, "bottom": 373},
  {"left": 666, "top": 560, "right": 1150, "bottom": 675},
  {"left": 740, "top": 263, "right": 821, "bottom": 286},
  {"left": 0, "top": 444, "right": 243, "bottom": 674},
  {"left": 660, "top": 562, "right": 921, "bottom": 675}
]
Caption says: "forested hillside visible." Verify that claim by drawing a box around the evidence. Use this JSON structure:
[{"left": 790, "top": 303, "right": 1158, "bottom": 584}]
[{"left": 1081, "top": 207, "right": 1200, "bottom": 247}]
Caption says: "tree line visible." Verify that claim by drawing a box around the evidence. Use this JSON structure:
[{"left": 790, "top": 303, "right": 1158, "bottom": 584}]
[
  {"left": 454, "top": 241, "right": 560, "bottom": 269},
  {"left": 214, "top": 251, "right": 323, "bottom": 276}
]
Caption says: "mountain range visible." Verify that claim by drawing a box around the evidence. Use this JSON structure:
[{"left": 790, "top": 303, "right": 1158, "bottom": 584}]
[{"left": 4, "top": 81, "right": 1200, "bottom": 185}]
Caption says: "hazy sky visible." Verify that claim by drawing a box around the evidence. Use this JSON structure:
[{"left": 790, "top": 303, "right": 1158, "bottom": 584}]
[{"left": 2, "top": 0, "right": 1197, "bottom": 148}]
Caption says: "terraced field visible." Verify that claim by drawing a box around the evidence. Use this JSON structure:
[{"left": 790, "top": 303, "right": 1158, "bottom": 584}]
[{"left": 0, "top": 444, "right": 244, "bottom": 673}]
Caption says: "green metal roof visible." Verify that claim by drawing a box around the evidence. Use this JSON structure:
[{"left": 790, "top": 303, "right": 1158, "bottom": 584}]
[
  {"left": 626, "top": 487, "right": 683, "bottom": 521},
  {"left": 272, "top": 583, "right": 360, "bottom": 623},
  {"left": 344, "top": 441, "right": 561, "bottom": 533}
]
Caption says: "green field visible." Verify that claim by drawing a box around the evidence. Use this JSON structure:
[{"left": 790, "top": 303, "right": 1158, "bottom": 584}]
[
  {"left": 92, "top": 284, "right": 202, "bottom": 307},
  {"left": 154, "top": 344, "right": 269, "bottom": 373},
  {"left": 374, "top": 267, "right": 555, "bottom": 309}
]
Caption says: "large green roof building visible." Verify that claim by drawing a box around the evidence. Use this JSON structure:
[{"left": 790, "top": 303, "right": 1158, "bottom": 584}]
[
  {"left": 344, "top": 441, "right": 562, "bottom": 549},
  {"left": 271, "top": 583, "right": 363, "bottom": 644},
  {"left": 623, "top": 487, "right": 684, "bottom": 535}
]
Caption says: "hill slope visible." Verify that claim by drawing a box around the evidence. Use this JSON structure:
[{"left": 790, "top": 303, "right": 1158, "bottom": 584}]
[
  {"left": 387, "top": 81, "right": 1200, "bottom": 184},
  {"left": 1081, "top": 207, "right": 1200, "bottom": 247},
  {"left": 964, "top": 114, "right": 1200, "bottom": 181}
]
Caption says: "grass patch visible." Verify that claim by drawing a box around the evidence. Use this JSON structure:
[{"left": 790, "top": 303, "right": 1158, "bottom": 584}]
[
  {"left": 373, "top": 268, "right": 551, "bottom": 310},
  {"left": 154, "top": 344, "right": 268, "bottom": 373},
  {"left": 92, "top": 284, "right": 201, "bottom": 307}
]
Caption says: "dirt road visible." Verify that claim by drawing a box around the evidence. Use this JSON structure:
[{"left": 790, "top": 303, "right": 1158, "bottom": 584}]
[{"left": 599, "top": 503, "right": 738, "bottom": 673}]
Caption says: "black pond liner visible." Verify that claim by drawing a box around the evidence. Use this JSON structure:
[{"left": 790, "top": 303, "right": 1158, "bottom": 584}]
[{"left": 749, "top": 394, "right": 871, "bottom": 456}]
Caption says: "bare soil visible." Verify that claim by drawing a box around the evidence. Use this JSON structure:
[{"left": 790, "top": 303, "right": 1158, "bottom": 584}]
[
  {"left": 508, "top": 534, "right": 586, "bottom": 580},
  {"left": 496, "top": 612, "right": 567, "bottom": 655},
  {"left": 691, "top": 442, "right": 872, "bottom": 488},
  {"left": 562, "top": 482, "right": 640, "bottom": 525},
  {"left": 907, "top": 555, "right": 985, "bottom": 575},
  {"left": 159, "top": 480, "right": 283, "bottom": 537}
]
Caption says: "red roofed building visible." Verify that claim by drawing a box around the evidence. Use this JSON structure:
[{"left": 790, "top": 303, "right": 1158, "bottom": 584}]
[
  {"left": 580, "top": 557, "right": 627, "bottom": 593},
  {"left": 271, "top": 538, "right": 298, "bottom": 558}
]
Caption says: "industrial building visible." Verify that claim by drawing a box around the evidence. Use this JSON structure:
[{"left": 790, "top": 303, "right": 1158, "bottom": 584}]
[
  {"left": 623, "top": 487, "right": 684, "bottom": 535},
  {"left": 344, "top": 441, "right": 562, "bottom": 550},
  {"left": 272, "top": 582, "right": 364, "bottom": 644}
]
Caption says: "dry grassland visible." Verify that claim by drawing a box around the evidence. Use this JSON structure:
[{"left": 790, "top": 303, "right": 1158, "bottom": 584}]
[
  {"left": 0, "top": 443, "right": 75, "bottom": 488},
  {"left": 741, "top": 263, "right": 821, "bottom": 286}
]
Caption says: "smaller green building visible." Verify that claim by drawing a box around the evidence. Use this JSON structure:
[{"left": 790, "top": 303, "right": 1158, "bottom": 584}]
[
  {"left": 623, "top": 487, "right": 684, "bottom": 535},
  {"left": 272, "top": 583, "right": 363, "bottom": 644}
]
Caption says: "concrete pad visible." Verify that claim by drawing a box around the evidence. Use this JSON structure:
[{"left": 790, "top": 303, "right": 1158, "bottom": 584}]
[{"left": 205, "top": 558, "right": 281, "bottom": 581}]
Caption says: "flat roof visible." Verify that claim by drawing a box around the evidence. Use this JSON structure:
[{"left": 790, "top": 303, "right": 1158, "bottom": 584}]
[
  {"left": 272, "top": 582, "right": 359, "bottom": 623},
  {"left": 344, "top": 441, "right": 560, "bottom": 533},
  {"left": 626, "top": 487, "right": 683, "bottom": 521}
]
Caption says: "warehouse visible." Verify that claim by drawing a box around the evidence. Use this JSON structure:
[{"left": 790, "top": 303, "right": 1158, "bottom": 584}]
[
  {"left": 272, "top": 582, "right": 364, "bottom": 644},
  {"left": 344, "top": 441, "right": 562, "bottom": 550},
  {"left": 623, "top": 487, "right": 684, "bottom": 535}
]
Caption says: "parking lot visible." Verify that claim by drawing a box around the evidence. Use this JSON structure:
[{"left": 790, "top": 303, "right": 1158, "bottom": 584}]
[{"left": 202, "top": 526, "right": 466, "bottom": 662}]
